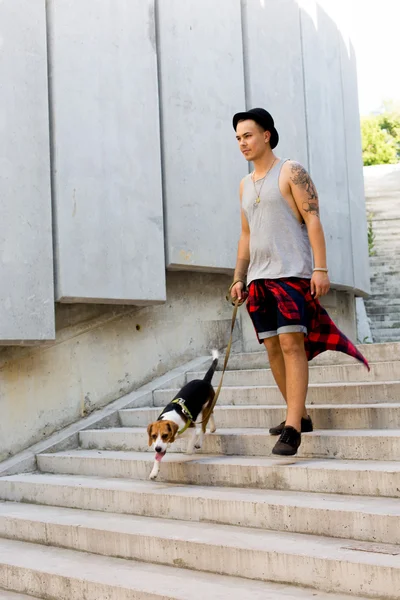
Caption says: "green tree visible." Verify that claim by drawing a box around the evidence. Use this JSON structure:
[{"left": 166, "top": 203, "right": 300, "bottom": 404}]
[
  {"left": 379, "top": 112, "right": 400, "bottom": 152},
  {"left": 361, "top": 115, "right": 398, "bottom": 166}
]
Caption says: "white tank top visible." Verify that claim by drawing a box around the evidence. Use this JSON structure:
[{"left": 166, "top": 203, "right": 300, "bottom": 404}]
[{"left": 242, "top": 158, "right": 313, "bottom": 284}]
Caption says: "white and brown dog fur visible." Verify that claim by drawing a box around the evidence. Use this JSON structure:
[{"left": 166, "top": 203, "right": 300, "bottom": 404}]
[{"left": 147, "top": 350, "right": 219, "bottom": 479}]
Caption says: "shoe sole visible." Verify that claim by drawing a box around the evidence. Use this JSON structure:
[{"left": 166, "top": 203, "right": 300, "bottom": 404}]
[{"left": 272, "top": 447, "right": 299, "bottom": 456}]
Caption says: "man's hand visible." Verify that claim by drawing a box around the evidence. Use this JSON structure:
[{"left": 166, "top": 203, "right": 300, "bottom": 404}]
[
  {"left": 231, "top": 281, "right": 248, "bottom": 304},
  {"left": 311, "top": 271, "right": 330, "bottom": 298}
]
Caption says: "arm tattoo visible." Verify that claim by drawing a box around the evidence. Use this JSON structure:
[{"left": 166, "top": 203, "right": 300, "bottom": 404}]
[{"left": 290, "top": 163, "right": 320, "bottom": 217}]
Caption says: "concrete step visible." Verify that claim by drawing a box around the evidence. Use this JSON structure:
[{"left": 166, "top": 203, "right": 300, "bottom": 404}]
[
  {"left": 367, "top": 305, "right": 400, "bottom": 314},
  {"left": 1, "top": 475, "right": 399, "bottom": 546},
  {"left": 368, "top": 313, "right": 400, "bottom": 323},
  {"left": 0, "top": 503, "right": 397, "bottom": 598},
  {"left": 14, "top": 453, "right": 400, "bottom": 496},
  {"left": 372, "top": 233, "right": 400, "bottom": 240},
  {"left": 39, "top": 425, "right": 400, "bottom": 463},
  {"left": 366, "top": 306, "right": 400, "bottom": 316},
  {"left": 370, "top": 279, "right": 400, "bottom": 289},
  {"left": 371, "top": 239, "right": 400, "bottom": 247},
  {"left": 369, "top": 243, "right": 400, "bottom": 252},
  {"left": 369, "top": 256, "right": 398, "bottom": 263},
  {"left": 369, "top": 253, "right": 400, "bottom": 261},
  {"left": 118, "top": 403, "right": 400, "bottom": 430},
  {"left": 367, "top": 210, "right": 400, "bottom": 221},
  {"left": 371, "top": 327, "right": 400, "bottom": 336},
  {"left": 154, "top": 381, "right": 400, "bottom": 407},
  {"left": 369, "top": 255, "right": 400, "bottom": 263},
  {"left": 366, "top": 297, "right": 400, "bottom": 306},
  {"left": 0, "top": 592, "right": 42, "bottom": 600},
  {"left": 187, "top": 361, "right": 400, "bottom": 385},
  {"left": 370, "top": 332, "right": 400, "bottom": 341},
  {"left": 370, "top": 227, "right": 400, "bottom": 235},
  {"left": 372, "top": 333, "right": 400, "bottom": 343},
  {"left": 369, "top": 261, "right": 399, "bottom": 270},
  {"left": 369, "top": 277, "right": 398, "bottom": 286},
  {"left": 0, "top": 538, "right": 363, "bottom": 600},
  {"left": 369, "top": 280, "right": 399, "bottom": 290},
  {"left": 368, "top": 221, "right": 400, "bottom": 232},
  {"left": 366, "top": 313, "right": 400, "bottom": 324},
  {"left": 370, "top": 231, "right": 400, "bottom": 239},
  {"left": 225, "top": 343, "right": 400, "bottom": 370},
  {"left": 368, "top": 295, "right": 400, "bottom": 306},
  {"left": 371, "top": 324, "right": 400, "bottom": 333},
  {"left": 369, "top": 265, "right": 398, "bottom": 274},
  {"left": 370, "top": 325, "right": 400, "bottom": 334},
  {"left": 369, "top": 235, "right": 400, "bottom": 243},
  {"left": 2, "top": 468, "right": 399, "bottom": 518}
]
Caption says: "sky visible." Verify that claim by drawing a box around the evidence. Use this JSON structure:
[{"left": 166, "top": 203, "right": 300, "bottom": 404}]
[{"left": 347, "top": 0, "right": 400, "bottom": 115}]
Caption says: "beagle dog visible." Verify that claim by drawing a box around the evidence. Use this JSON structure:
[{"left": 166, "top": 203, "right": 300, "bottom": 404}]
[{"left": 147, "top": 350, "right": 219, "bottom": 479}]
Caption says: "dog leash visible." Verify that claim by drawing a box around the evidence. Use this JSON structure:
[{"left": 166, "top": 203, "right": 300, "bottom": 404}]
[{"left": 201, "top": 298, "right": 240, "bottom": 432}]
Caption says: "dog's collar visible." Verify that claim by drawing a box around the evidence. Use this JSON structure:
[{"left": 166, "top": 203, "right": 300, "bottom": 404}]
[{"left": 172, "top": 398, "right": 193, "bottom": 434}]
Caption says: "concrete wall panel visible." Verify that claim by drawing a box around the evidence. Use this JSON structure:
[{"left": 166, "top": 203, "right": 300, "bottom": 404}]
[
  {"left": 340, "top": 40, "right": 370, "bottom": 295},
  {"left": 0, "top": 0, "right": 55, "bottom": 343},
  {"left": 157, "top": 0, "right": 245, "bottom": 272},
  {"left": 48, "top": 0, "right": 165, "bottom": 303},
  {"left": 300, "top": 1, "right": 354, "bottom": 288},
  {"left": 242, "top": 0, "right": 308, "bottom": 167}
]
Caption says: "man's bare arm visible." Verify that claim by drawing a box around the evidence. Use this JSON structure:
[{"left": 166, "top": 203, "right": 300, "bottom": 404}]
[
  {"left": 231, "top": 179, "right": 250, "bottom": 301},
  {"left": 289, "top": 162, "right": 320, "bottom": 217},
  {"left": 287, "top": 161, "right": 330, "bottom": 297},
  {"left": 234, "top": 179, "right": 250, "bottom": 280}
]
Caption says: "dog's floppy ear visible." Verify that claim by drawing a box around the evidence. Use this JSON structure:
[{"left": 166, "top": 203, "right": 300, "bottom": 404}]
[
  {"left": 166, "top": 421, "right": 179, "bottom": 442},
  {"left": 147, "top": 423, "right": 155, "bottom": 447}
]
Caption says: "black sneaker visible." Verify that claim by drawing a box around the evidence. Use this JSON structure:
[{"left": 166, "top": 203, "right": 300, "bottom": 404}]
[
  {"left": 269, "top": 416, "right": 313, "bottom": 436},
  {"left": 272, "top": 426, "right": 301, "bottom": 456}
]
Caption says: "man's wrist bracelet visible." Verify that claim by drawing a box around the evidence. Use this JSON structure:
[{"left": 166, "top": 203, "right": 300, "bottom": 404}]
[{"left": 313, "top": 268, "right": 328, "bottom": 273}]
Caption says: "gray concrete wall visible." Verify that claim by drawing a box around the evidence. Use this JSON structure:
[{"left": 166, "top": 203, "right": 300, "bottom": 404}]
[
  {"left": 340, "top": 37, "right": 371, "bottom": 295},
  {"left": 47, "top": 0, "right": 166, "bottom": 304},
  {"left": 300, "top": 1, "right": 353, "bottom": 289},
  {"left": 0, "top": 0, "right": 55, "bottom": 343},
  {"left": 157, "top": 0, "right": 244, "bottom": 272},
  {"left": 242, "top": 0, "right": 308, "bottom": 168},
  {"left": 0, "top": 0, "right": 369, "bottom": 343}
]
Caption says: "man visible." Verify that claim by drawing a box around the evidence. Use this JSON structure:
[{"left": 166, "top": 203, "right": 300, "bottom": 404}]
[{"left": 230, "top": 108, "right": 369, "bottom": 456}]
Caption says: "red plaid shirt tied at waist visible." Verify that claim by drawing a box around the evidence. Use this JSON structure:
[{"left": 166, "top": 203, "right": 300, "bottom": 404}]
[{"left": 247, "top": 278, "right": 370, "bottom": 370}]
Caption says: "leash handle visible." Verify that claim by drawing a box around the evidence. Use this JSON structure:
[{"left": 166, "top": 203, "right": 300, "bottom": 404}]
[{"left": 201, "top": 299, "right": 240, "bottom": 432}]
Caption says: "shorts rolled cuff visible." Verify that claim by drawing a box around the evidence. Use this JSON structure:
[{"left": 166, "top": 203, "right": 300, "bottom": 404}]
[{"left": 258, "top": 324, "right": 307, "bottom": 341}]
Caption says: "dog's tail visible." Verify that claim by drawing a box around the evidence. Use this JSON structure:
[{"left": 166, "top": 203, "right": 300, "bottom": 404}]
[{"left": 203, "top": 349, "right": 219, "bottom": 384}]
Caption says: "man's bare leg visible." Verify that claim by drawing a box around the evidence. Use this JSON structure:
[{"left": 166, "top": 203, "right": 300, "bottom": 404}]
[
  {"left": 278, "top": 332, "right": 309, "bottom": 432},
  {"left": 263, "top": 336, "right": 308, "bottom": 418},
  {"left": 263, "top": 336, "right": 287, "bottom": 400}
]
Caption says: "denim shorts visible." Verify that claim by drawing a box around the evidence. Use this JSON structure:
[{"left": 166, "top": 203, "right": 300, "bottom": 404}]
[{"left": 247, "top": 279, "right": 308, "bottom": 342}]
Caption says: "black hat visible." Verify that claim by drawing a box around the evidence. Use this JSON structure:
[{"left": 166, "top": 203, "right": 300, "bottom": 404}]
[{"left": 233, "top": 107, "right": 279, "bottom": 149}]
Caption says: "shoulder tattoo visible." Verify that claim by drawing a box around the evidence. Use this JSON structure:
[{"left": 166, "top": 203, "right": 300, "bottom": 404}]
[{"left": 290, "top": 162, "right": 320, "bottom": 217}]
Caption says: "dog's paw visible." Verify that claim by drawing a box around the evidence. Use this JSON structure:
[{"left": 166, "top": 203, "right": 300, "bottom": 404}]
[
  {"left": 209, "top": 416, "right": 216, "bottom": 434},
  {"left": 194, "top": 435, "right": 203, "bottom": 450}
]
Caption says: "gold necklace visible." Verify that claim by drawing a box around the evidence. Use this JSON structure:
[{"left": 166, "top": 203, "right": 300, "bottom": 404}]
[{"left": 252, "top": 158, "right": 277, "bottom": 206}]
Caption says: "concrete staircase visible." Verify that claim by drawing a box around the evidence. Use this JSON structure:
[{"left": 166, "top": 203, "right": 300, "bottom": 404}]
[
  {"left": 364, "top": 164, "right": 400, "bottom": 342},
  {"left": 0, "top": 344, "right": 400, "bottom": 599}
]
